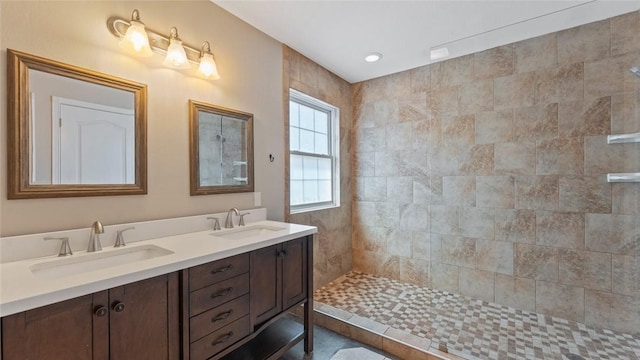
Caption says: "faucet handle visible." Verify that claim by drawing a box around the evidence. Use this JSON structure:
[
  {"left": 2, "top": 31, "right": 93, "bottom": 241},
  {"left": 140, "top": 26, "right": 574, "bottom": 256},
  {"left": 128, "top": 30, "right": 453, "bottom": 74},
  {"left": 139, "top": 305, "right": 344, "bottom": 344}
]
[
  {"left": 44, "top": 236, "right": 73, "bottom": 257},
  {"left": 207, "top": 216, "right": 221, "bottom": 231},
  {"left": 238, "top": 212, "right": 250, "bottom": 226},
  {"left": 115, "top": 227, "right": 135, "bottom": 247}
]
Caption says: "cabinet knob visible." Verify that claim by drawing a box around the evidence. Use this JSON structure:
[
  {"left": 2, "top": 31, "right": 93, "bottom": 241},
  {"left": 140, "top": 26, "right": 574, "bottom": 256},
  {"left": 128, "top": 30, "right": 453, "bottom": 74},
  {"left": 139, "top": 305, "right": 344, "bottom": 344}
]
[
  {"left": 278, "top": 250, "right": 288, "bottom": 258},
  {"left": 211, "top": 331, "right": 234, "bottom": 346},
  {"left": 94, "top": 306, "right": 108, "bottom": 317},
  {"left": 112, "top": 302, "right": 126, "bottom": 313}
]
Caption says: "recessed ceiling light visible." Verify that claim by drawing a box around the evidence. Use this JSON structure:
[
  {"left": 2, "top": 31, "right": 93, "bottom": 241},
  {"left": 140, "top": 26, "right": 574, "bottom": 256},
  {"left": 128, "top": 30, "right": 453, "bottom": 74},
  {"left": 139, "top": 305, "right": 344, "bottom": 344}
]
[
  {"left": 365, "top": 53, "right": 382, "bottom": 62},
  {"left": 430, "top": 47, "right": 449, "bottom": 61}
]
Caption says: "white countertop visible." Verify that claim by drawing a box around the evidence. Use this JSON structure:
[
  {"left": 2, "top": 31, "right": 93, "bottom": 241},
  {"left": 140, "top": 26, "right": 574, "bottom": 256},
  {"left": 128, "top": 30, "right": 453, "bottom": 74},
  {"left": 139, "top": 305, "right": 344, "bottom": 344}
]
[{"left": 0, "top": 220, "right": 317, "bottom": 317}]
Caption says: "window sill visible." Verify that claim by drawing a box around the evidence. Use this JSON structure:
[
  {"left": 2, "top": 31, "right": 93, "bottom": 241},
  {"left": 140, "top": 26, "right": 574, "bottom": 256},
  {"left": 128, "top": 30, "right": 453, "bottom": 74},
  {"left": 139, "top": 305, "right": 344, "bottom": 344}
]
[{"left": 290, "top": 203, "right": 340, "bottom": 215}]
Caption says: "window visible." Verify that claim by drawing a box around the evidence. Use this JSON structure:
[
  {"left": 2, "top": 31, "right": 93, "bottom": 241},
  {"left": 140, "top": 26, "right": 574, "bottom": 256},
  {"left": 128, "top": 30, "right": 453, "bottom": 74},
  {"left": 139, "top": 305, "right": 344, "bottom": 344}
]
[{"left": 289, "top": 89, "right": 340, "bottom": 213}]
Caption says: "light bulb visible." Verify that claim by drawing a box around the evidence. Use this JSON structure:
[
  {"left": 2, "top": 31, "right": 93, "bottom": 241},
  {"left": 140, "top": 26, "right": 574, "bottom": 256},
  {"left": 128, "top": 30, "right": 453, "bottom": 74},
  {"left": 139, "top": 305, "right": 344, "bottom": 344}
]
[
  {"left": 163, "top": 28, "right": 190, "bottom": 69},
  {"left": 118, "top": 10, "right": 152, "bottom": 57},
  {"left": 198, "top": 53, "right": 220, "bottom": 79}
]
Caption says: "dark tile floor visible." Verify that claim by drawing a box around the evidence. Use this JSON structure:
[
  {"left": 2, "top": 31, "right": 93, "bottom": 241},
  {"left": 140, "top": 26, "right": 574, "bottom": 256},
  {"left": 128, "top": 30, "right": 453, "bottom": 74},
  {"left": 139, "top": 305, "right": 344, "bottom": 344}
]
[{"left": 281, "top": 317, "right": 396, "bottom": 360}]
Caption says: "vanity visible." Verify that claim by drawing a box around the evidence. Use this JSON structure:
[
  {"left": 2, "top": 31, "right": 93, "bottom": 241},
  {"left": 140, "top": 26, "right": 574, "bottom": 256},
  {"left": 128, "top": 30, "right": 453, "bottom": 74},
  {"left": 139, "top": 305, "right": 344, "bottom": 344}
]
[{"left": 0, "top": 210, "right": 316, "bottom": 360}]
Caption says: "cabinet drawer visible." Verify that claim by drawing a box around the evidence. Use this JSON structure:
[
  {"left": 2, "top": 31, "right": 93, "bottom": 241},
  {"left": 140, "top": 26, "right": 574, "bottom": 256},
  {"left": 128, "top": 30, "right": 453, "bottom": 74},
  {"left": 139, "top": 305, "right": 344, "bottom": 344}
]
[
  {"left": 190, "top": 315, "right": 250, "bottom": 360},
  {"left": 190, "top": 274, "right": 250, "bottom": 316},
  {"left": 190, "top": 294, "right": 249, "bottom": 343},
  {"left": 189, "top": 253, "right": 250, "bottom": 291}
]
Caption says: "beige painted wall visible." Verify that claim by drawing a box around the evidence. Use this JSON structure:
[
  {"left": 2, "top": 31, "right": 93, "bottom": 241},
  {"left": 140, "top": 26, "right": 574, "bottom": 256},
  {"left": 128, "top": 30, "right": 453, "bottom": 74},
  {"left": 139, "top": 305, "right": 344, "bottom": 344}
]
[{"left": 0, "top": 1, "right": 284, "bottom": 236}]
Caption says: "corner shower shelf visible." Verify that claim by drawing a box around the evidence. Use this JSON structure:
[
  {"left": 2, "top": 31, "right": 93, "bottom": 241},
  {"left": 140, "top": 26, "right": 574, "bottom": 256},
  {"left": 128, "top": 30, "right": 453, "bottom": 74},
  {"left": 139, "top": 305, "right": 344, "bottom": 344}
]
[
  {"left": 233, "top": 161, "right": 248, "bottom": 166},
  {"left": 607, "top": 132, "right": 640, "bottom": 144},
  {"left": 607, "top": 173, "right": 640, "bottom": 183}
]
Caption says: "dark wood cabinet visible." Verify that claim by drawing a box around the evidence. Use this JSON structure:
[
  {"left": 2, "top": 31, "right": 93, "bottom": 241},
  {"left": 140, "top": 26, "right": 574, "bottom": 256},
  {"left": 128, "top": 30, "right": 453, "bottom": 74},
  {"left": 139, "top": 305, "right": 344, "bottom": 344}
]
[{"left": 1, "top": 273, "right": 179, "bottom": 360}]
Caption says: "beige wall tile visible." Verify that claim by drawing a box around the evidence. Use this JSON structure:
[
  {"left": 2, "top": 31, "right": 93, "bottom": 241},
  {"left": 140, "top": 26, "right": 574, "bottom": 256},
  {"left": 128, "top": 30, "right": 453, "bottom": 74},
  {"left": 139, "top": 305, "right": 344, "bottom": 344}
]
[
  {"left": 558, "top": 176, "right": 611, "bottom": 213},
  {"left": 475, "top": 109, "right": 514, "bottom": 145},
  {"left": 354, "top": 226, "right": 390, "bottom": 252},
  {"left": 494, "top": 72, "right": 536, "bottom": 110},
  {"left": 410, "top": 65, "right": 431, "bottom": 94},
  {"left": 476, "top": 176, "right": 515, "bottom": 209},
  {"left": 558, "top": 97, "right": 611, "bottom": 137},
  {"left": 558, "top": 20, "right": 610, "bottom": 64},
  {"left": 443, "top": 176, "right": 476, "bottom": 206},
  {"left": 459, "top": 207, "right": 495, "bottom": 239},
  {"left": 584, "top": 136, "right": 640, "bottom": 175},
  {"left": 458, "top": 80, "right": 494, "bottom": 114},
  {"left": 474, "top": 45, "right": 514, "bottom": 80},
  {"left": 559, "top": 249, "right": 612, "bottom": 291},
  {"left": 430, "top": 263, "right": 459, "bottom": 293},
  {"left": 427, "top": 87, "right": 459, "bottom": 117},
  {"left": 388, "top": 229, "right": 413, "bottom": 258},
  {"left": 585, "top": 214, "right": 639, "bottom": 255},
  {"left": 441, "top": 115, "right": 475, "bottom": 147},
  {"left": 536, "top": 281, "right": 585, "bottom": 323},
  {"left": 515, "top": 176, "right": 559, "bottom": 211},
  {"left": 441, "top": 235, "right": 477, "bottom": 268},
  {"left": 430, "top": 206, "right": 460, "bottom": 235},
  {"left": 585, "top": 290, "right": 640, "bottom": 334},
  {"left": 494, "top": 142, "right": 536, "bottom": 175},
  {"left": 495, "top": 274, "right": 536, "bottom": 311},
  {"left": 399, "top": 92, "right": 428, "bottom": 123},
  {"left": 495, "top": 209, "right": 536, "bottom": 244},
  {"left": 514, "top": 243, "right": 559, "bottom": 281},
  {"left": 459, "top": 267, "right": 495, "bottom": 302},
  {"left": 536, "top": 137, "right": 584, "bottom": 175},
  {"left": 536, "top": 211, "right": 585, "bottom": 249},
  {"left": 514, "top": 103, "right": 559, "bottom": 142},
  {"left": 612, "top": 183, "right": 640, "bottom": 215},
  {"left": 535, "top": 63, "right": 584, "bottom": 104},
  {"left": 400, "top": 257, "right": 430, "bottom": 287},
  {"left": 612, "top": 254, "right": 639, "bottom": 297},
  {"left": 355, "top": 127, "right": 385, "bottom": 153},
  {"left": 477, "top": 239, "right": 514, "bottom": 275},
  {"left": 353, "top": 151, "right": 375, "bottom": 177},
  {"left": 374, "top": 99, "right": 400, "bottom": 127},
  {"left": 430, "top": 55, "right": 474, "bottom": 89},
  {"left": 412, "top": 231, "right": 431, "bottom": 261},
  {"left": 364, "top": 177, "right": 387, "bottom": 202},
  {"left": 611, "top": 11, "right": 640, "bottom": 56},
  {"left": 399, "top": 204, "right": 430, "bottom": 232},
  {"left": 386, "top": 176, "right": 413, "bottom": 204},
  {"left": 375, "top": 203, "right": 400, "bottom": 229},
  {"left": 375, "top": 151, "right": 428, "bottom": 177},
  {"left": 460, "top": 144, "right": 495, "bottom": 176},
  {"left": 611, "top": 93, "right": 640, "bottom": 134},
  {"left": 412, "top": 118, "right": 442, "bottom": 150},
  {"left": 584, "top": 51, "right": 639, "bottom": 99},
  {"left": 385, "top": 122, "right": 414, "bottom": 151},
  {"left": 514, "top": 33, "right": 558, "bottom": 73},
  {"left": 413, "top": 176, "right": 443, "bottom": 205}
]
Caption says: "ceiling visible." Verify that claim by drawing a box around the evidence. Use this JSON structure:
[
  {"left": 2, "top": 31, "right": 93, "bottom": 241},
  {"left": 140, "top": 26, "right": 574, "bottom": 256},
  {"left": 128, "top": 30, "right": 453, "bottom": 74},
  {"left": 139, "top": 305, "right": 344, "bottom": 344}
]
[{"left": 214, "top": 0, "right": 640, "bottom": 83}]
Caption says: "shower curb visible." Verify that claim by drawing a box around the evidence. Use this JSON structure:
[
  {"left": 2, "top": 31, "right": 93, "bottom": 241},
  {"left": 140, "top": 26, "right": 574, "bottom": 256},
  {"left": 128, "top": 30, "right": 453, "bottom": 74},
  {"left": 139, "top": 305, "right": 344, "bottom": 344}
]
[{"left": 291, "top": 302, "right": 468, "bottom": 360}]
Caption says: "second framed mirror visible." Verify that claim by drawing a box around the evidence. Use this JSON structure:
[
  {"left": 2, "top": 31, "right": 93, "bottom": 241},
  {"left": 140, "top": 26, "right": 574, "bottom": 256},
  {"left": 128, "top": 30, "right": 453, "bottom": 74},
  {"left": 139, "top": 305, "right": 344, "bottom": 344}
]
[{"left": 189, "top": 100, "right": 254, "bottom": 195}]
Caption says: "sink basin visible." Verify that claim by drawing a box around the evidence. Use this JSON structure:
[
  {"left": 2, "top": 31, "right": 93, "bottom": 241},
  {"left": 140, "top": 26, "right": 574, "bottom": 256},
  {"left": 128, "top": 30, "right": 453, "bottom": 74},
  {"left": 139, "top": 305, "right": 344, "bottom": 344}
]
[
  {"left": 213, "top": 225, "right": 286, "bottom": 240},
  {"left": 29, "top": 245, "right": 174, "bottom": 279}
]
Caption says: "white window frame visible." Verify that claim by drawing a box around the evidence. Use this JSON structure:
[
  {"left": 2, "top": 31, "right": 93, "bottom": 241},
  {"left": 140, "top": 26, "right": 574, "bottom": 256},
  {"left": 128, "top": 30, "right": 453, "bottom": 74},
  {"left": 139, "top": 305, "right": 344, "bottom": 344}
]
[{"left": 289, "top": 89, "right": 340, "bottom": 214}]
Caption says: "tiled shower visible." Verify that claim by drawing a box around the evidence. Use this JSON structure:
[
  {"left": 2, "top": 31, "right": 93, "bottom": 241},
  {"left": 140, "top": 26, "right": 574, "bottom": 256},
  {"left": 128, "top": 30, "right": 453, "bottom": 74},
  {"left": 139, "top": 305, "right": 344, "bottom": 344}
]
[{"left": 288, "top": 9, "right": 639, "bottom": 360}]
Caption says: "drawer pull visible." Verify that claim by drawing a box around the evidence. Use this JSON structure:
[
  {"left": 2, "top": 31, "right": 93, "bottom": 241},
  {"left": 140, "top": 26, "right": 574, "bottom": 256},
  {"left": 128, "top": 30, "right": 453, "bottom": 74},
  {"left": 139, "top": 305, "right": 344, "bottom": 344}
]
[
  {"left": 211, "top": 264, "right": 233, "bottom": 274},
  {"left": 211, "top": 331, "right": 234, "bottom": 346},
  {"left": 112, "top": 302, "right": 126, "bottom": 313},
  {"left": 211, "top": 309, "right": 234, "bottom": 323},
  {"left": 210, "top": 287, "right": 233, "bottom": 299}
]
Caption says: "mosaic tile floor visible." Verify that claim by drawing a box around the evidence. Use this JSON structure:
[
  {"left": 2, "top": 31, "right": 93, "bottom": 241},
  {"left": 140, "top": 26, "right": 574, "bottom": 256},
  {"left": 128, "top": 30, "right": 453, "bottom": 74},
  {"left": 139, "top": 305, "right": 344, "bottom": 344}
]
[{"left": 315, "top": 271, "right": 640, "bottom": 360}]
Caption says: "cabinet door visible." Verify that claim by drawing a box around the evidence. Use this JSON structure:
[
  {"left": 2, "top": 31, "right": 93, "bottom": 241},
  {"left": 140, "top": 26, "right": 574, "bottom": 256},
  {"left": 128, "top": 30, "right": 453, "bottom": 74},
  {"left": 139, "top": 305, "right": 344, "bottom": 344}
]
[
  {"left": 250, "top": 244, "right": 282, "bottom": 326},
  {"left": 282, "top": 237, "right": 308, "bottom": 310},
  {"left": 1, "top": 291, "right": 109, "bottom": 360},
  {"left": 109, "top": 273, "right": 180, "bottom": 360}
]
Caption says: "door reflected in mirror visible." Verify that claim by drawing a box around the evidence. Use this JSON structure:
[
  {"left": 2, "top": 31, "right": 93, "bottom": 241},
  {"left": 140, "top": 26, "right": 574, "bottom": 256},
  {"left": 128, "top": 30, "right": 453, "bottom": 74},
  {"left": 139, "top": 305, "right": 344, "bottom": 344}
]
[
  {"left": 189, "top": 100, "right": 254, "bottom": 195},
  {"left": 7, "top": 49, "right": 147, "bottom": 199}
]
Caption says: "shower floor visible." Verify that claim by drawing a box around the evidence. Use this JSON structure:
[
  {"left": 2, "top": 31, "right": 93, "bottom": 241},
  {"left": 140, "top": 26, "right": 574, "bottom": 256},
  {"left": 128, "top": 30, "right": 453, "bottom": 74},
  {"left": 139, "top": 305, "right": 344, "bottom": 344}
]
[{"left": 314, "top": 271, "right": 640, "bottom": 360}]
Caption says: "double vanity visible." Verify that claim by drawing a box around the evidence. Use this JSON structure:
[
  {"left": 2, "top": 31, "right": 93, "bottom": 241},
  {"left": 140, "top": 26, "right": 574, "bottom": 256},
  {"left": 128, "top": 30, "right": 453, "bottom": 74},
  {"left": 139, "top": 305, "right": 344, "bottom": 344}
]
[{"left": 0, "top": 209, "right": 317, "bottom": 359}]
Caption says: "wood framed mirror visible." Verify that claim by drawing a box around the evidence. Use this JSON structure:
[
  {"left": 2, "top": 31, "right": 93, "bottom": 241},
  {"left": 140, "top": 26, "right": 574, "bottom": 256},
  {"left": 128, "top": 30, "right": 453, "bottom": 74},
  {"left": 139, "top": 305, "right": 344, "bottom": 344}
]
[
  {"left": 7, "top": 49, "right": 147, "bottom": 199},
  {"left": 189, "top": 100, "right": 254, "bottom": 195}
]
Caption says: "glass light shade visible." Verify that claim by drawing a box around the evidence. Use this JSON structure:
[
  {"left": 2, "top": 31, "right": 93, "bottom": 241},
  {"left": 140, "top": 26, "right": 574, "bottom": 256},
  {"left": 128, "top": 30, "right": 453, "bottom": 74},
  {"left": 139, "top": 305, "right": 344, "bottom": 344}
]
[
  {"left": 198, "top": 53, "right": 220, "bottom": 79},
  {"left": 163, "top": 38, "right": 190, "bottom": 69},
  {"left": 118, "top": 20, "right": 153, "bottom": 57}
]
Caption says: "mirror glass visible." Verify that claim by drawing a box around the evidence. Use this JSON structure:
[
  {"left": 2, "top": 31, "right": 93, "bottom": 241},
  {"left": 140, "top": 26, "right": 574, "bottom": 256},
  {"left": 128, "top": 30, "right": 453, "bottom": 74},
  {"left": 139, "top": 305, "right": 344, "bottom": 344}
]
[
  {"left": 189, "top": 100, "right": 254, "bottom": 195},
  {"left": 7, "top": 49, "right": 147, "bottom": 198}
]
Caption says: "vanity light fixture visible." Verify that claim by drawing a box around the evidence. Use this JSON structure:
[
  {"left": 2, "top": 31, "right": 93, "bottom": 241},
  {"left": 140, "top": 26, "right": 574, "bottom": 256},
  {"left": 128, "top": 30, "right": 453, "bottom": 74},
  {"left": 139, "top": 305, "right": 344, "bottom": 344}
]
[
  {"left": 118, "top": 9, "right": 153, "bottom": 57},
  {"left": 198, "top": 41, "right": 220, "bottom": 80},
  {"left": 107, "top": 9, "right": 220, "bottom": 79},
  {"left": 163, "top": 27, "right": 190, "bottom": 69},
  {"left": 365, "top": 52, "right": 382, "bottom": 62}
]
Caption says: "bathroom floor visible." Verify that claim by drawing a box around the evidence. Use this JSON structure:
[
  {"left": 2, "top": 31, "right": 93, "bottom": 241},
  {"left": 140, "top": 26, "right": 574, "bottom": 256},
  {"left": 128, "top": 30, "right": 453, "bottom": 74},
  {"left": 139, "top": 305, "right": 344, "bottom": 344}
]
[{"left": 315, "top": 271, "right": 640, "bottom": 360}]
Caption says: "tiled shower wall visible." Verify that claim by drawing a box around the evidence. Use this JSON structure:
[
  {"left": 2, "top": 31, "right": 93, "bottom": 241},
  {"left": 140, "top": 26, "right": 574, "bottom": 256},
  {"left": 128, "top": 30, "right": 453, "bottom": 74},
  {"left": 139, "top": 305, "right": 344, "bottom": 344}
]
[
  {"left": 351, "top": 11, "right": 640, "bottom": 334},
  {"left": 283, "top": 46, "right": 354, "bottom": 289}
]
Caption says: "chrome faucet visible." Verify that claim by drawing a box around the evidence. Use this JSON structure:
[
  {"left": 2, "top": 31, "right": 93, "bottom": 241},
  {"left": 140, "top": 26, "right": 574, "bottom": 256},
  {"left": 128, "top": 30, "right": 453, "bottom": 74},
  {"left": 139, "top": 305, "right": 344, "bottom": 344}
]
[
  {"left": 88, "top": 221, "right": 104, "bottom": 252},
  {"left": 225, "top": 208, "right": 239, "bottom": 229}
]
